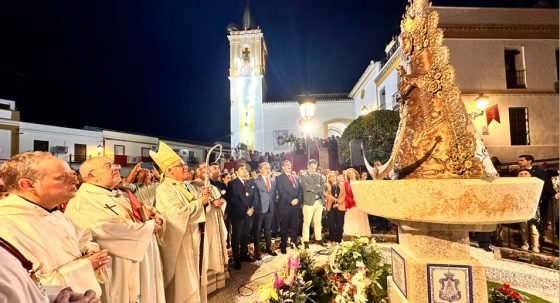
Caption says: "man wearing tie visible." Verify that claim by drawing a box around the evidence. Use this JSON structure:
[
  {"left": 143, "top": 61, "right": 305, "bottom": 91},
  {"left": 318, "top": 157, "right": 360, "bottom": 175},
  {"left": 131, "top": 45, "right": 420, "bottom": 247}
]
[
  {"left": 226, "top": 163, "right": 257, "bottom": 270},
  {"left": 275, "top": 160, "right": 303, "bottom": 254},
  {"left": 252, "top": 162, "right": 278, "bottom": 260}
]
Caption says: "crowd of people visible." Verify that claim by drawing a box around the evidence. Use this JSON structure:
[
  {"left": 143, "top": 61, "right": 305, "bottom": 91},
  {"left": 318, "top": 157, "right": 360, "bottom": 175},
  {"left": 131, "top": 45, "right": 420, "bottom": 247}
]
[
  {"left": 0, "top": 144, "right": 558, "bottom": 303},
  {"left": 483, "top": 155, "right": 560, "bottom": 253},
  {"left": 0, "top": 140, "right": 372, "bottom": 303},
  {"left": 228, "top": 135, "right": 342, "bottom": 172}
]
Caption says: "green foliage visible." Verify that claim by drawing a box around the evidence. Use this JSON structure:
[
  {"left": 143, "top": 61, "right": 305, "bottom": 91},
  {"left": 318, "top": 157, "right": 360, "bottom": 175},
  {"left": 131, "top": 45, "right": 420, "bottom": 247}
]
[{"left": 338, "top": 110, "right": 400, "bottom": 166}]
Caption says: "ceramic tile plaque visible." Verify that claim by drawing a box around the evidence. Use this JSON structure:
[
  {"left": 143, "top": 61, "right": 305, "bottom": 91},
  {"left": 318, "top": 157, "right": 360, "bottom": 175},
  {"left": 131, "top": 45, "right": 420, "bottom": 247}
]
[
  {"left": 391, "top": 248, "right": 407, "bottom": 298},
  {"left": 427, "top": 264, "right": 473, "bottom": 303}
]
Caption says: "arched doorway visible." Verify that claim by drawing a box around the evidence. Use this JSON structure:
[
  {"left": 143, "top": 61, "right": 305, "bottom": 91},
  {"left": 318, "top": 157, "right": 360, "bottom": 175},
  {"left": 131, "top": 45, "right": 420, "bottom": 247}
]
[{"left": 323, "top": 118, "right": 352, "bottom": 138}]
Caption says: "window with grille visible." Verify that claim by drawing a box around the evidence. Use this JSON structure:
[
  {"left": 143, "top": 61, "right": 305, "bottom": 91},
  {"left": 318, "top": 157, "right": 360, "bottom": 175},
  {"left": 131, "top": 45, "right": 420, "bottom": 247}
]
[
  {"left": 504, "top": 48, "right": 526, "bottom": 89},
  {"left": 509, "top": 107, "right": 530, "bottom": 145},
  {"left": 379, "top": 88, "right": 386, "bottom": 110},
  {"left": 33, "top": 140, "right": 49, "bottom": 152}
]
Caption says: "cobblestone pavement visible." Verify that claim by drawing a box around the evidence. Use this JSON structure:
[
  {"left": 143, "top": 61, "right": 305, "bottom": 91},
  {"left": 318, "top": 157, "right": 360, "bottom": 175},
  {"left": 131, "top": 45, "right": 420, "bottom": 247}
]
[{"left": 208, "top": 243, "right": 559, "bottom": 303}]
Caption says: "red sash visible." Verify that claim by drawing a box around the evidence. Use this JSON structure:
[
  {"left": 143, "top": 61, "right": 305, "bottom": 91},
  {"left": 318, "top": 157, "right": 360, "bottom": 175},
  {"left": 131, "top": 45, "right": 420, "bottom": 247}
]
[
  {"left": 125, "top": 189, "right": 144, "bottom": 222},
  {"left": 344, "top": 181, "right": 355, "bottom": 209},
  {"left": 0, "top": 236, "right": 34, "bottom": 273}
]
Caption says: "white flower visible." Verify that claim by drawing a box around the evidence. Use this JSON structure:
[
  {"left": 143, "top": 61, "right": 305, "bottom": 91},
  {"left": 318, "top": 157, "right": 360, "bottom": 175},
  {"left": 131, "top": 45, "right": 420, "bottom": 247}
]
[
  {"left": 358, "top": 237, "right": 369, "bottom": 244},
  {"left": 355, "top": 261, "right": 365, "bottom": 268}
]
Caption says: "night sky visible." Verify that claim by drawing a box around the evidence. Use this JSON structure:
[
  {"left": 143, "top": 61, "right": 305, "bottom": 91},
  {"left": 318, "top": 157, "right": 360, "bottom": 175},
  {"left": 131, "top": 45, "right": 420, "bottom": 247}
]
[{"left": 0, "top": 0, "right": 556, "bottom": 143}]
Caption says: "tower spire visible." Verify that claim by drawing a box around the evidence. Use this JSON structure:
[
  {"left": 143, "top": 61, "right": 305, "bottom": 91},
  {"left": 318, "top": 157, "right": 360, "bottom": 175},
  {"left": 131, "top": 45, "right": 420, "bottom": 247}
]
[{"left": 243, "top": 0, "right": 253, "bottom": 30}]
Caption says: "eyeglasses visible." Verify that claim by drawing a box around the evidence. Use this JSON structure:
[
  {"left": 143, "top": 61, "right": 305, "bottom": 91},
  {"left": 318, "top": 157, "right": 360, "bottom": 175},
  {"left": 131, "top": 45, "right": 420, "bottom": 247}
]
[
  {"left": 89, "top": 163, "right": 121, "bottom": 174},
  {"left": 168, "top": 162, "right": 188, "bottom": 170}
]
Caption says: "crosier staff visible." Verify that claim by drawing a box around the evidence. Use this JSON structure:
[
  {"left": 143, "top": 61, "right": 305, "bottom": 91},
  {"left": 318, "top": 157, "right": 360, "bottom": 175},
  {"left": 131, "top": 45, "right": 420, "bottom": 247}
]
[{"left": 205, "top": 144, "right": 226, "bottom": 269}]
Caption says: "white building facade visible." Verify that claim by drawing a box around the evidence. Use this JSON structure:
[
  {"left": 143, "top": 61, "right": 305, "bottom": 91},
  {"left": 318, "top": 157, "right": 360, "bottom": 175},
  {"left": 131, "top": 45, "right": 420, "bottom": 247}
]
[
  {"left": 262, "top": 94, "right": 354, "bottom": 153},
  {"left": 350, "top": 6, "right": 559, "bottom": 162},
  {"left": 19, "top": 123, "right": 103, "bottom": 163}
]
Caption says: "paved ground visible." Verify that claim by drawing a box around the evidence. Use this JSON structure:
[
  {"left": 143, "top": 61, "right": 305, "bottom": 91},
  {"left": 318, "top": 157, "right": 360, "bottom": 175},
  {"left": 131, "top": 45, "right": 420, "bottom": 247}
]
[{"left": 208, "top": 242, "right": 559, "bottom": 303}]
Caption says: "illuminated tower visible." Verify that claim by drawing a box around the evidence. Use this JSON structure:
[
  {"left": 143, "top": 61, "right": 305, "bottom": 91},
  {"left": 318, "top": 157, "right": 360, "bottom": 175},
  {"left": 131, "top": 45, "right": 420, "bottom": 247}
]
[{"left": 228, "top": 0, "right": 267, "bottom": 151}]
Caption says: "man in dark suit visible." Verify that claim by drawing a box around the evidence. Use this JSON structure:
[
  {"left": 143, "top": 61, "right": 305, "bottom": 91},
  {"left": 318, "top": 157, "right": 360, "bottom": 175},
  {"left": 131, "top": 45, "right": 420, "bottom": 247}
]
[
  {"left": 252, "top": 162, "right": 278, "bottom": 260},
  {"left": 275, "top": 160, "right": 303, "bottom": 254},
  {"left": 225, "top": 163, "right": 257, "bottom": 270}
]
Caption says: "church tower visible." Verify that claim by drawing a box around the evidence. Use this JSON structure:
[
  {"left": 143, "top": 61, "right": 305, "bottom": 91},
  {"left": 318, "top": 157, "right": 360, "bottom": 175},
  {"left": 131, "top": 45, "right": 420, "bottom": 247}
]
[{"left": 228, "top": 0, "right": 267, "bottom": 152}]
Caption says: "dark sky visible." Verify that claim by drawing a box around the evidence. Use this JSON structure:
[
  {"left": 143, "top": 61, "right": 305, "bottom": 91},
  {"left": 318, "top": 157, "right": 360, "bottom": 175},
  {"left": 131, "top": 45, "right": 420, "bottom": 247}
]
[{"left": 0, "top": 0, "right": 556, "bottom": 143}]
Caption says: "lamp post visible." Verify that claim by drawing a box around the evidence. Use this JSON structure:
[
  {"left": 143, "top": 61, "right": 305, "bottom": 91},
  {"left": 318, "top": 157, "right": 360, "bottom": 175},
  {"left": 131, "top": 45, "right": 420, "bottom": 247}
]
[
  {"left": 96, "top": 145, "right": 104, "bottom": 156},
  {"left": 298, "top": 94, "right": 316, "bottom": 163},
  {"left": 468, "top": 94, "right": 489, "bottom": 120}
]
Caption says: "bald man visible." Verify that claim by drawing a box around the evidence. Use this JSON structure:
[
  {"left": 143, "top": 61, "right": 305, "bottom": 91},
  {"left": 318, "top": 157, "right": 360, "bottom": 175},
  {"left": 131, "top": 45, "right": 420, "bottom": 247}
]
[{"left": 65, "top": 157, "right": 165, "bottom": 303}]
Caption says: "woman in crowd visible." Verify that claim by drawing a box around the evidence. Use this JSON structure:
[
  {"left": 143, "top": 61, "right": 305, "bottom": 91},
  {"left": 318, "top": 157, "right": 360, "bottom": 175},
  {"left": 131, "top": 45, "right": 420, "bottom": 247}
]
[
  {"left": 343, "top": 168, "right": 372, "bottom": 239},
  {"left": 221, "top": 172, "right": 231, "bottom": 186},
  {"left": 325, "top": 171, "right": 346, "bottom": 245}
]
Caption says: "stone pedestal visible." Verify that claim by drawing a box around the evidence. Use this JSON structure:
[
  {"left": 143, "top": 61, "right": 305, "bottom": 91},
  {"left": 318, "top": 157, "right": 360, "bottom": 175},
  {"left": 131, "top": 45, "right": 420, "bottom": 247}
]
[
  {"left": 387, "top": 223, "right": 493, "bottom": 303},
  {"left": 350, "top": 178, "right": 544, "bottom": 303}
]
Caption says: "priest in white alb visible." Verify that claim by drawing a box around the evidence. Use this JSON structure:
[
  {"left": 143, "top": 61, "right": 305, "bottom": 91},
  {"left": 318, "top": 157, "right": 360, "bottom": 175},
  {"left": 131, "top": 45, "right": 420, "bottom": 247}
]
[
  {"left": 185, "top": 162, "right": 229, "bottom": 295},
  {"left": 0, "top": 152, "right": 105, "bottom": 297},
  {"left": 150, "top": 141, "right": 210, "bottom": 303},
  {"left": 65, "top": 156, "right": 165, "bottom": 303}
]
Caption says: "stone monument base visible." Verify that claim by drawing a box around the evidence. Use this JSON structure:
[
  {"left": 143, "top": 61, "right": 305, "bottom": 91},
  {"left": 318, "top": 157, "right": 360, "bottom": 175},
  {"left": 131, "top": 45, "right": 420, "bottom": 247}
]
[{"left": 389, "top": 244, "right": 488, "bottom": 303}]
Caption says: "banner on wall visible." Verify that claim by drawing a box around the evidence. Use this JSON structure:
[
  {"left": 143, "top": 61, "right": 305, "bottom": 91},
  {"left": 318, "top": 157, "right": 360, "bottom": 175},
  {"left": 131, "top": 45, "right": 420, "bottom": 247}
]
[{"left": 272, "top": 129, "right": 289, "bottom": 150}]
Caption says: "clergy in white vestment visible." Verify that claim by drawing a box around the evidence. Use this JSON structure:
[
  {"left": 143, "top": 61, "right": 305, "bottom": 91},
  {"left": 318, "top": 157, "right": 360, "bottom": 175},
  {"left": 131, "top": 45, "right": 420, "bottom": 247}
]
[
  {"left": 65, "top": 156, "right": 165, "bottom": 303},
  {"left": 186, "top": 162, "right": 229, "bottom": 296},
  {"left": 150, "top": 141, "right": 210, "bottom": 303},
  {"left": 0, "top": 236, "right": 100, "bottom": 303},
  {"left": 0, "top": 152, "right": 105, "bottom": 297}
]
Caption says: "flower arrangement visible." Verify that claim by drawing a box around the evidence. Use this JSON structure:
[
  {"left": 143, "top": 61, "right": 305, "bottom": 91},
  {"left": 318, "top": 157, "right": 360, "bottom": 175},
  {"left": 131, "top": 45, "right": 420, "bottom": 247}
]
[
  {"left": 320, "top": 238, "right": 390, "bottom": 303},
  {"left": 257, "top": 256, "right": 314, "bottom": 303},
  {"left": 257, "top": 237, "right": 389, "bottom": 303},
  {"left": 489, "top": 284, "right": 528, "bottom": 303}
]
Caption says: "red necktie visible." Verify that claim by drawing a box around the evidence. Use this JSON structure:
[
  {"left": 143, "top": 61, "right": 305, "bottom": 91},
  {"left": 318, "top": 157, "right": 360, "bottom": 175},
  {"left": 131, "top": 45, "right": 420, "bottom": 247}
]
[
  {"left": 266, "top": 177, "right": 271, "bottom": 192},
  {"left": 288, "top": 175, "right": 295, "bottom": 186}
]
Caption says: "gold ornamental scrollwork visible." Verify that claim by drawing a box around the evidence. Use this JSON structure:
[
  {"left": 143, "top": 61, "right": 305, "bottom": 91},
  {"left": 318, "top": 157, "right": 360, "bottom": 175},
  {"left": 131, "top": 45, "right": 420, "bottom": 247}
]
[{"left": 376, "top": 0, "right": 486, "bottom": 180}]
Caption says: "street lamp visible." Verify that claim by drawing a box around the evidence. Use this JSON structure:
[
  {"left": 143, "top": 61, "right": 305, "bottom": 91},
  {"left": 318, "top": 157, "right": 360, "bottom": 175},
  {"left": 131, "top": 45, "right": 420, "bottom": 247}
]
[
  {"left": 468, "top": 94, "right": 489, "bottom": 119},
  {"left": 298, "top": 95, "right": 316, "bottom": 120},
  {"left": 96, "top": 145, "right": 104, "bottom": 156},
  {"left": 298, "top": 94, "right": 316, "bottom": 163}
]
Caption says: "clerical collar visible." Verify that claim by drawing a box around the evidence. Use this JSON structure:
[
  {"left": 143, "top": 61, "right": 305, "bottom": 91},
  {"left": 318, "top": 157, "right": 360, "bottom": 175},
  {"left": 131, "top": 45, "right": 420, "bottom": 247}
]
[
  {"left": 89, "top": 183, "right": 115, "bottom": 192},
  {"left": 15, "top": 195, "right": 57, "bottom": 213}
]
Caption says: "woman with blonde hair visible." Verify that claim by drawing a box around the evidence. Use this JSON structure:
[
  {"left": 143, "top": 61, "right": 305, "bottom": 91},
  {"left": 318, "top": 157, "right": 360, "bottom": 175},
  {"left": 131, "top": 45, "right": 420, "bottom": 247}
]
[
  {"left": 325, "top": 171, "right": 346, "bottom": 244},
  {"left": 343, "top": 168, "right": 372, "bottom": 239}
]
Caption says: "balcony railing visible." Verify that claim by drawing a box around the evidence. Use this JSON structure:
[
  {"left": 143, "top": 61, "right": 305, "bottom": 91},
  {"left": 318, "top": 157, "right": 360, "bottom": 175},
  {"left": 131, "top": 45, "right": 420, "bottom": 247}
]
[
  {"left": 113, "top": 155, "right": 153, "bottom": 167},
  {"left": 506, "top": 69, "right": 526, "bottom": 88}
]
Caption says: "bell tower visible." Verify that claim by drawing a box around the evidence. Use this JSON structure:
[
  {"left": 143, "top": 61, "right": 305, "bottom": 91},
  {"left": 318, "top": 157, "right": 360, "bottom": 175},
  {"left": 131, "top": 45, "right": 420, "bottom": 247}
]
[{"left": 228, "top": 0, "right": 267, "bottom": 152}]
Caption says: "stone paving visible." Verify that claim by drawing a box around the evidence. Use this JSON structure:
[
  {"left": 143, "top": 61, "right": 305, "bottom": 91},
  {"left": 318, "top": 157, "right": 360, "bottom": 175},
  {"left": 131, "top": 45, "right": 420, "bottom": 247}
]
[{"left": 208, "top": 242, "right": 559, "bottom": 303}]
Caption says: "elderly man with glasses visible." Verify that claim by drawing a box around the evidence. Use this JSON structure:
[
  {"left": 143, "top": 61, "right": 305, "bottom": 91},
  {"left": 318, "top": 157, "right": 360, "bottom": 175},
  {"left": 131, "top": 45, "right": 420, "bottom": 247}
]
[
  {"left": 151, "top": 141, "right": 210, "bottom": 303},
  {"left": 65, "top": 156, "right": 165, "bottom": 303},
  {"left": 0, "top": 152, "right": 104, "bottom": 303}
]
